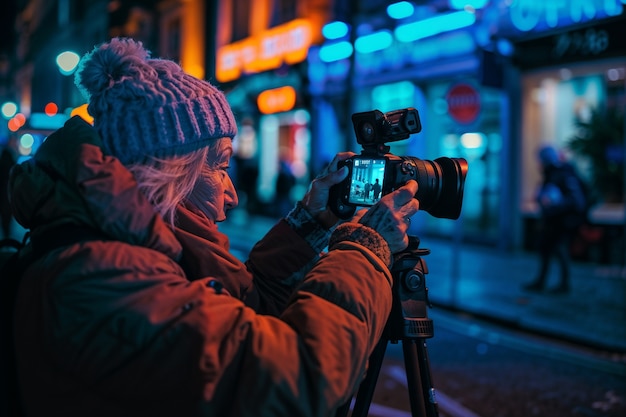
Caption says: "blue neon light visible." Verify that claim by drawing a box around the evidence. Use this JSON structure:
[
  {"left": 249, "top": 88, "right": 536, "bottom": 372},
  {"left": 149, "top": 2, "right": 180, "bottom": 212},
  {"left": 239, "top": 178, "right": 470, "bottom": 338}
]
[
  {"left": 449, "top": 0, "right": 488, "bottom": 9},
  {"left": 372, "top": 81, "right": 416, "bottom": 110},
  {"left": 355, "top": 30, "right": 393, "bottom": 54},
  {"left": 496, "top": 39, "right": 514, "bottom": 57},
  {"left": 395, "top": 10, "right": 476, "bottom": 42},
  {"left": 387, "top": 1, "right": 415, "bottom": 19},
  {"left": 322, "top": 21, "right": 349, "bottom": 40},
  {"left": 319, "top": 41, "right": 353, "bottom": 62},
  {"left": 509, "top": 0, "right": 624, "bottom": 31}
]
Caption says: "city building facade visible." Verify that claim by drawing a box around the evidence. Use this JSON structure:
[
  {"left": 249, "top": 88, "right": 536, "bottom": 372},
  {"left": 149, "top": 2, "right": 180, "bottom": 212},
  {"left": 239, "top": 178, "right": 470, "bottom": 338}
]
[{"left": 2, "top": 0, "right": 624, "bottom": 260}]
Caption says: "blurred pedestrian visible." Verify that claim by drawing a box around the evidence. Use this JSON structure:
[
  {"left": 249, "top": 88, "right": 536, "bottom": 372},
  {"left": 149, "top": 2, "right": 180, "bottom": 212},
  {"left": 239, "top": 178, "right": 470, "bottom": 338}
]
[
  {"left": 274, "top": 154, "right": 295, "bottom": 216},
  {"left": 523, "top": 145, "right": 588, "bottom": 294},
  {"left": 8, "top": 38, "right": 419, "bottom": 417},
  {"left": 372, "top": 178, "right": 382, "bottom": 201},
  {"left": 0, "top": 137, "right": 17, "bottom": 239}
]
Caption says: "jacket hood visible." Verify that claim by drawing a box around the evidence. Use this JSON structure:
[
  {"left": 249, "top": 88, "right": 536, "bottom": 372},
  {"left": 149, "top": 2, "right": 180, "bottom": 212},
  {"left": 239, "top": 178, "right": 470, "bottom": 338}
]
[{"left": 8, "top": 116, "right": 181, "bottom": 259}]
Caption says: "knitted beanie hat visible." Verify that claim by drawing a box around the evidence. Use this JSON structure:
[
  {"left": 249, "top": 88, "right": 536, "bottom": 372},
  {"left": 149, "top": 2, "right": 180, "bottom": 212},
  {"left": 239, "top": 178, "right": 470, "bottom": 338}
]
[{"left": 74, "top": 37, "right": 237, "bottom": 165}]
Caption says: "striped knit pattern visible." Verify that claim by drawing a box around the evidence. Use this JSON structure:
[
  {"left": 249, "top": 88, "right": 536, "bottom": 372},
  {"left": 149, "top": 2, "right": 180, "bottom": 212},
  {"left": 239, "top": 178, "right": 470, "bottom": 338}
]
[{"left": 76, "top": 37, "right": 237, "bottom": 165}]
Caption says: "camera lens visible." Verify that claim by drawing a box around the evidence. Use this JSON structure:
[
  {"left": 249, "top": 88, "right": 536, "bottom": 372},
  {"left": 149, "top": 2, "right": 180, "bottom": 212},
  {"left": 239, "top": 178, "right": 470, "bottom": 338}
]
[
  {"left": 409, "top": 157, "right": 468, "bottom": 219},
  {"left": 360, "top": 122, "right": 375, "bottom": 142}
]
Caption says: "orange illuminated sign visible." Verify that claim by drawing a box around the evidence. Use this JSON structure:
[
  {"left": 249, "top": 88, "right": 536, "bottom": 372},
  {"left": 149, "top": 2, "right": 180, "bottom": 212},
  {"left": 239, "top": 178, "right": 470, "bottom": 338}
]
[
  {"left": 257, "top": 86, "right": 297, "bottom": 114},
  {"left": 217, "top": 19, "right": 313, "bottom": 83}
]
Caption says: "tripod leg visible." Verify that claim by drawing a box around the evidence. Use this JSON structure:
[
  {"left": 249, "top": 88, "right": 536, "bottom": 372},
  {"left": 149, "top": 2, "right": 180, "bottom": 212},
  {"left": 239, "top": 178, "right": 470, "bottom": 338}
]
[
  {"left": 335, "top": 337, "right": 388, "bottom": 417},
  {"left": 403, "top": 339, "right": 439, "bottom": 417}
]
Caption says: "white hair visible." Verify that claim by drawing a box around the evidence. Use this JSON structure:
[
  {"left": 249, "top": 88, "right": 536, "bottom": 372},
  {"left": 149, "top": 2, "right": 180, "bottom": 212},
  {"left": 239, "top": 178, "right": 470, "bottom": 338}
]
[{"left": 127, "top": 139, "right": 228, "bottom": 226}]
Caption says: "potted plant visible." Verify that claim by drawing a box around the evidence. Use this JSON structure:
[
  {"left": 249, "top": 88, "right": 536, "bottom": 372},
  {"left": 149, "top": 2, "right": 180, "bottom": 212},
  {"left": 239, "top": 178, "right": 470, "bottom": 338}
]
[{"left": 567, "top": 107, "right": 624, "bottom": 203}]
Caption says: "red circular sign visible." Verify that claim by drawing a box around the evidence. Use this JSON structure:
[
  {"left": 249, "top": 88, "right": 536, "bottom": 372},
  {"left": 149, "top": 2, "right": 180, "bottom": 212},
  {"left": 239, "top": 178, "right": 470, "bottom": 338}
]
[{"left": 446, "top": 83, "right": 480, "bottom": 124}]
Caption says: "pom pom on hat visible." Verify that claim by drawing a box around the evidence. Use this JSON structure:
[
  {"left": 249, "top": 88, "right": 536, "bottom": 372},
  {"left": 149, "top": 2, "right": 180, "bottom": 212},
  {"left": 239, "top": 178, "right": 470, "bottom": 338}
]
[{"left": 74, "top": 37, "right": 237, "bottom": 164}]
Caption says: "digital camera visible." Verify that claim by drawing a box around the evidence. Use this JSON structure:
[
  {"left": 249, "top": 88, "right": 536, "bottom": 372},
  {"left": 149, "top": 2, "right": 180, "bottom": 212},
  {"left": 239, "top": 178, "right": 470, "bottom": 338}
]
[{"left": 329, "top": 108, "right": 469, "bottom": 220}]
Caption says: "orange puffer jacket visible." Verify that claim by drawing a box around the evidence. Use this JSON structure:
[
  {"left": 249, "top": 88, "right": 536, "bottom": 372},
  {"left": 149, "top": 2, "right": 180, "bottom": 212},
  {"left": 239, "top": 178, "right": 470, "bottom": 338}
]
[{"left": 9, "top": 117, "right": 393, "bottom": 417}]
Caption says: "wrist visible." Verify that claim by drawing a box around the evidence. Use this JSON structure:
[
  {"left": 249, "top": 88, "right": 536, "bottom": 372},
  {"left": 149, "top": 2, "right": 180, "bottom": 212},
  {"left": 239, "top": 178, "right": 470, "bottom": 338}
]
[
  {"left": 329, "top": 223, "right": 391, "bottom": 267},
  {"left": 314, "top": 210, "right": 339, "bottom": 230},
  {"left": 285, "top": 202, "right": 332, "bottom": 253}
]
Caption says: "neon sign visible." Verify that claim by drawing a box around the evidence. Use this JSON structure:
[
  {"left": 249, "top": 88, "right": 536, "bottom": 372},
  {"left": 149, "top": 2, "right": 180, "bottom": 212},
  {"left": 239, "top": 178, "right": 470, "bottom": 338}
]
[
  {"left": 514, "top": 17, "right": 626, "bottom": 68},
  {"left": 509, "top": 0, "right": 624, "bottom": 32},
  {"left": 217, "top": 19, "right": 313, "bottom": 83},
  {"left": 257, "top": 86, "right": 297, "bottom": 114},
  {"left": 553, "top": 28, "right": 609, "bottom": 58}
]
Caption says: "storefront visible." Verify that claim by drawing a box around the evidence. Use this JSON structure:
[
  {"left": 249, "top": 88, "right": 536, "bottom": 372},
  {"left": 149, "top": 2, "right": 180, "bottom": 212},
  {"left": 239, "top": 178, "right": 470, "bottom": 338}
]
[
  {"left": 308, "top": 9, "right": 509, "bottom": 245},
  {"left": 510, "top": 10, "right": 626, "bottom": 263},
  {"left": 216, "top": 18, "right": 318, "bottom": 217},
  {"left": 308, "top": 1, "right": 625, "bottom": 256}
]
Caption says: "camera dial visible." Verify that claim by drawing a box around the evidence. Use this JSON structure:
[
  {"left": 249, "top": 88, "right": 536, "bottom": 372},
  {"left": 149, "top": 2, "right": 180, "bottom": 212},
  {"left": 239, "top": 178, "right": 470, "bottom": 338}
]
[{"left": 401, "top": 160, "right": 416, "bottom": 176}]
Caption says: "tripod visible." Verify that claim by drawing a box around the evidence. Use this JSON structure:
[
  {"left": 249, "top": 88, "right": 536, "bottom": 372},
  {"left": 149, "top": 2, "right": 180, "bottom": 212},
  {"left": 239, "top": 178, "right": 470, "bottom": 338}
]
[{"left": 335, "top": 236, "right": 439, "bottom": 417}]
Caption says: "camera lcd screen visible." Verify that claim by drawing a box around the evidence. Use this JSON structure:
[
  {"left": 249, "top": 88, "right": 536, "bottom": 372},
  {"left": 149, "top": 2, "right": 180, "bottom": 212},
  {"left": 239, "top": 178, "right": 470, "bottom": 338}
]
[{"left": 347, "top": 157, "right": 387, "bottom": 206}]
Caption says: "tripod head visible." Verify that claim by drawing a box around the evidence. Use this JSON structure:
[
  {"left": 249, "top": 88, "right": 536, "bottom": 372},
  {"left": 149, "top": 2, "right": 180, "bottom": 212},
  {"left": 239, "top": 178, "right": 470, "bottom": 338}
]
[{"left": 388, "top": 235, "right": 433, "bottom": 342}]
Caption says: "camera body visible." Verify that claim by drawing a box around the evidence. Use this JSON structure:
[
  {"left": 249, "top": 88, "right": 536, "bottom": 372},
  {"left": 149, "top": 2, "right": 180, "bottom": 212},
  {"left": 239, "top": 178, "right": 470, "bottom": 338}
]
[{"left": 329, "top": 108, "right": 468, "bottom": 220}]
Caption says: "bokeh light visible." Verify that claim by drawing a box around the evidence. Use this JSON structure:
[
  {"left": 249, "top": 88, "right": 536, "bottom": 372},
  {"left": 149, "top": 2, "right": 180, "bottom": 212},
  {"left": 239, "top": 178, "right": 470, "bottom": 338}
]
[
  {"left": 45, "top": 102, "right": 59, "bottom": 116},
  {"left": 56, "top": 51, "right": 81, "bottom": 75},
  {"left": 1, "top": 102, "right": 18, "bottom": 119}
]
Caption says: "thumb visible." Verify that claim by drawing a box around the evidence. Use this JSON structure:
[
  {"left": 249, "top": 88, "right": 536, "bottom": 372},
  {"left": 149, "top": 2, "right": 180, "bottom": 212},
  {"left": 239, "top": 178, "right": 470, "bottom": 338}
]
[
  {"left": 352, "top": 208, "right": 367, "bottom": 223},
  {"left": 318, "top": 166, "right": 349, "bottom": 189}
]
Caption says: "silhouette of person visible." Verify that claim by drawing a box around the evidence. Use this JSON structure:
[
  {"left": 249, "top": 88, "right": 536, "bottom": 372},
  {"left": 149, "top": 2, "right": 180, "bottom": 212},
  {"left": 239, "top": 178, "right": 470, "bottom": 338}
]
[
  {"left": 275, "top": 156, "right": 295, "bottom": 216},
  {"left": 372, "top": 178, "right": 382, "bottom": 201},
  {"left": 523, "top": 145, "right": 588, "bottom": 294},
  {"left": 364, "top": 181, "right": 371, "bottom": 202}
]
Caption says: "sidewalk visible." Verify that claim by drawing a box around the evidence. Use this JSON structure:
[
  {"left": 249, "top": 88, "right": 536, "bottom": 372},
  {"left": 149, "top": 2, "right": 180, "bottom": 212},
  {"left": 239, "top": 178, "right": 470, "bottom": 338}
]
[{"left": 219, "top": 212, "right": 626, "bottom": 354}]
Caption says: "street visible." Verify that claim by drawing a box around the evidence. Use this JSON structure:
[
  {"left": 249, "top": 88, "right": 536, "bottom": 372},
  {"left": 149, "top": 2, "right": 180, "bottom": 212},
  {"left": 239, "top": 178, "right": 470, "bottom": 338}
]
[
  {"left": 367, "top": 308, "right": 626, "bottom": 417},
  {"left": 219, "top": 213, "right": 626, "bottom": 416}
]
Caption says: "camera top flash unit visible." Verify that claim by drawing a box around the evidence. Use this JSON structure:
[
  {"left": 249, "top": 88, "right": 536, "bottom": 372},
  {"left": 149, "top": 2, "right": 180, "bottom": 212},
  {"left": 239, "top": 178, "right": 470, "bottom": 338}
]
[{"left": 352, "top": 108, "right": 422, "bottom": 148}]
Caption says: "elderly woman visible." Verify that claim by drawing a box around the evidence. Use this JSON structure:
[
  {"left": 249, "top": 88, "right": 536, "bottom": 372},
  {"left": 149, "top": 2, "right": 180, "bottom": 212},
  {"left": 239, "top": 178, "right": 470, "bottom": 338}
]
[{"left": 8, "top": 38, "right": 419, "bottom": 417}]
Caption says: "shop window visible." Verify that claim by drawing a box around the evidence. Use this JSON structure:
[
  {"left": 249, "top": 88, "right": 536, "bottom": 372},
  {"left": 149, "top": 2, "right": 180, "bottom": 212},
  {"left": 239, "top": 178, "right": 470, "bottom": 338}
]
[
  {"left": 425, "top": 81, "right": 502, "bottom": 243},
  {"left": 257, "top": 111, "right": 311, "bottom": 216},
  {"left": 521, "top": 60, "right": 625, "bottom": 212},
  {"left": 520, "top": 59, "right": 625, "bottom": 262}
]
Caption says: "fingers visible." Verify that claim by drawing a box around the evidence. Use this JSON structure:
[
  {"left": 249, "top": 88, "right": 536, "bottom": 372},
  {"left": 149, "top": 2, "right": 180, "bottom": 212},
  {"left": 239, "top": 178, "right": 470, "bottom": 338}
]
[
  {"left": 356, "top": 180, "right": 420, "bottom": 254},
  {"left": 318, "top": 152, "right": 355, "bottom": 178},
  {"left": 312, "top": 152, "right": 353, "bottom": 191},
  {"left": 352, "top": 208, "right": 367, "bottom": 223},
  {"left": 401, "top": 198, "right": 419, "bottom": 220},
  {"left": 325, "top": 165, "right": 349, "bottom": 186},
  {"left": 300, "top": 152, "right": 354, "bottom": 229},
  {"left": 327, "top": 152, "right": 355, "bottom": 172},
  {"left": 392, "top": 180, "right": 418, "bottom": 206},
  {"left": 309, "top": 166, "right": 348, "bottom": 196},
  {"left": 382, "top": 180, "right": 419, "bottom": 217}
]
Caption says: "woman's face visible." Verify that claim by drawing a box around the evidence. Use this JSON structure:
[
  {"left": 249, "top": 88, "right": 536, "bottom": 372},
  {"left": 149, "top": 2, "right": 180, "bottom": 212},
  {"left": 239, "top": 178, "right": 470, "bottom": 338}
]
[{"left": 194, "top": 138, "right": 238, "bottom": 222}]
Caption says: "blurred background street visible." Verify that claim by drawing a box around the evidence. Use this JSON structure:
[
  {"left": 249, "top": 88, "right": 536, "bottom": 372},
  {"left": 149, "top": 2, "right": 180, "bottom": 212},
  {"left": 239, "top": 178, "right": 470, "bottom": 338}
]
[{"left": 1, "top": 0, "right": 625, "bottom": 416}]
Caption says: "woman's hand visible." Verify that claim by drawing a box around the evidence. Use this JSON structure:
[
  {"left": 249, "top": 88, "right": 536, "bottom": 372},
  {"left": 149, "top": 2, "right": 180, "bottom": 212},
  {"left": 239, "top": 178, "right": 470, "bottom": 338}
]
[
  {"left": 355, "top": 180, "right": 419, "bottom": 253},
  {"left": 300, "top": 152, "right": 354, "bottom": 229}
]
